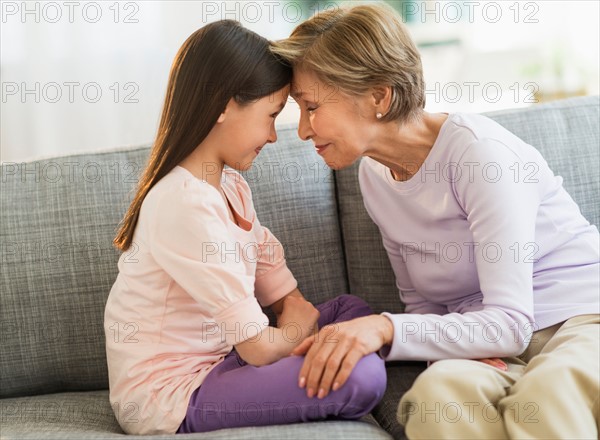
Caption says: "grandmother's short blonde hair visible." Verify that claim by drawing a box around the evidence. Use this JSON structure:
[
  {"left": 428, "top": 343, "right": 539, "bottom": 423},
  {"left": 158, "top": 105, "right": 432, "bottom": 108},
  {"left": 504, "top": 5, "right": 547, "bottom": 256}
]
[{"left": 271, "top": 2, "right": 425, "bottom": 124}]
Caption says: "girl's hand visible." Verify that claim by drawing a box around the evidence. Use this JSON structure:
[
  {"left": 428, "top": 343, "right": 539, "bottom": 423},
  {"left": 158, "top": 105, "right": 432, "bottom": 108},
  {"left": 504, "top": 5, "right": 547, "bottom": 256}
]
[
  {"left": 430, "top": 358, "right": 508, "bottom": 370},
  {"left": 277, "top": 295, "right": 320, "bottom": 343},
  {"left": 475, "top": 358, "right": 508, "bottom": 370},
  {"left": 291, "top": 315, "right": 393, "bottom": 399}
]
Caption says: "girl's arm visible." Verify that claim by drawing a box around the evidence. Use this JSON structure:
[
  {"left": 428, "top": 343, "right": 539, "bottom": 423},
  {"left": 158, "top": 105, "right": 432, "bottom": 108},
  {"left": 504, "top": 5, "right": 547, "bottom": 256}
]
[
  {"left": 270, "top": 287, "right": 320, "bottom": 333},
  {"left": 150, "top": 184, "right": 316, "bottom": 367},
  {"left": 235, "top": 290, "right": 319, "bottom": 366},
  {"left": 270, "top": 287, "right": 303, "bottom": 322}
]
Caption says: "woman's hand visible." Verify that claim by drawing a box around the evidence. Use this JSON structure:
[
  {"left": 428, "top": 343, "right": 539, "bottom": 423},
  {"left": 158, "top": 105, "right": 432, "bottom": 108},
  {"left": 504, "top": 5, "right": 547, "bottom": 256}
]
[
  {"left": 292, "top": 314, "right": 393, "bottom": 399},
  {"left": 277, "top": 295, "right": 320, "bottom": 344}
]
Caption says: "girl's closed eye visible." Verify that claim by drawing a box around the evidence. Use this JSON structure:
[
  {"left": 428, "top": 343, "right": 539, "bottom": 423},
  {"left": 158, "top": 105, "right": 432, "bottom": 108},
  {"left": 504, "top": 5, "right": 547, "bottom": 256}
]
[{"left": 271, "top": 101, "right": 287, "bottom": 119}]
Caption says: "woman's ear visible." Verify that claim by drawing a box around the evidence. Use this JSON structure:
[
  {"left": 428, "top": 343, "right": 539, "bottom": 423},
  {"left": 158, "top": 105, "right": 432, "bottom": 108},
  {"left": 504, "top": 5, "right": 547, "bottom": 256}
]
[{"left": 371, "top": 85, "right": 392, "bottom": 115}]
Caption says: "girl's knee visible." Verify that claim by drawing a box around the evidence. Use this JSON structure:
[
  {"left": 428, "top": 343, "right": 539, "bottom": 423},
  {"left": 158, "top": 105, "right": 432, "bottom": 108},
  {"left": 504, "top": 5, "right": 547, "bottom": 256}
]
[
  {"left": 336, "top": 294, "right": 373, "bottom": 315},
  {"left": 318, "top": 295, "right": 374, "bottom": 326},
  {"left": 343, "top": 353, "right": 387, "bottom": 408},
  {"left": 335, "top": 293, "right": 366, "bottom": 304}
]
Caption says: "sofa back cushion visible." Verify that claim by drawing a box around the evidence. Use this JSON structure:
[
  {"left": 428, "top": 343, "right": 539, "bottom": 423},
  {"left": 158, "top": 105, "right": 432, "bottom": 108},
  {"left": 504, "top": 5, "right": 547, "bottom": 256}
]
[
  {"left": 336, "top": 95, "right": 600, "bottom": 314},
  {"left": 243, "top": 129, "right": 349, "bottom": 304},
  {"left": 486, "top": 96, "right": 599, "bottom": 227},
  {"left": 0, "top": 128, "right": 348, "bottom": 398},
  {"left": 1, "top": 147, "right": 151, "bottom": 397}
]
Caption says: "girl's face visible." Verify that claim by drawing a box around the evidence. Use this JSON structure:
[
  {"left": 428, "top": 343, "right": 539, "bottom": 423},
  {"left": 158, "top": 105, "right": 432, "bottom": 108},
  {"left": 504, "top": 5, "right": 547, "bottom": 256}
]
[
  {"left": 217, "top": 85, "right": 290, "bottom": 171},
  {"left": 291, "top": 68, "right": 375, "bottom": 170}
]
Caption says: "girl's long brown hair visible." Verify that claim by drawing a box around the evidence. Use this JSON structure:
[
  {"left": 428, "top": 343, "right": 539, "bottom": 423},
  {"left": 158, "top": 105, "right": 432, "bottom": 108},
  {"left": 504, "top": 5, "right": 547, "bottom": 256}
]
[{"left": 113, "top": 20, "right": 291, "bottom": 252}]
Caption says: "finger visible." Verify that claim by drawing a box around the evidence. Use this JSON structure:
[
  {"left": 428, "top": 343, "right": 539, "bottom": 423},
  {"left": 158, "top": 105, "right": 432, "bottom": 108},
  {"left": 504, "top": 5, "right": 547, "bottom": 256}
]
[
  {"left": 297, "top": 333, "right": 324, "bottom": 389},
  {"left": 304, "top": 328, "right": 338, "bottom": 398},
  {"left": 331, "top": 348, "right": 365, "bottom": 392},
  {"left": 291, "top": 334, "right": 315, "bottom": 356},
  {"left": 477, "top": 358, "right": 507, "bottom": 371},
  {"left": 315, "top": 338, "right": 353, "bottom": 399},
  {"left": 492, "top": 358, "right": 508, "bottom": 370}
]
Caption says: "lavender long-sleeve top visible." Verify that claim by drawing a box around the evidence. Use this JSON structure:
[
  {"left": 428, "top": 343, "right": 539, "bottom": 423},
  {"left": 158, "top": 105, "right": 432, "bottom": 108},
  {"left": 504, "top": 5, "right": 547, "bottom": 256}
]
[{"left": 359, "top": 113, "right": 599, "bottom": 361}]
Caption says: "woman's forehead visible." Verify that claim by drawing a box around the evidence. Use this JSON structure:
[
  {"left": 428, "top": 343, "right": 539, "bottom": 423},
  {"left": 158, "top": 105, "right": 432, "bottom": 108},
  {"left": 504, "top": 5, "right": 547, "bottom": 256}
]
[{"left": 291, "top": 70, "right": 322, "bottom": 99}]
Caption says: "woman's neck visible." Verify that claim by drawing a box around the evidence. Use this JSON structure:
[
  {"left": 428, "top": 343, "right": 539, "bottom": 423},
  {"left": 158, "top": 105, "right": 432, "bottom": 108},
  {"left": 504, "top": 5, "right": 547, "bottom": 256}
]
[{"left": 365, "top": 112, "right": 448, "bottom": 181}]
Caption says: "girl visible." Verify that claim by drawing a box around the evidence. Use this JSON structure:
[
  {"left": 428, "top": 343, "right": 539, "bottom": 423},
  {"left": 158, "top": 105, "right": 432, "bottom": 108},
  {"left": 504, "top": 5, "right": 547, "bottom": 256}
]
[
  {"left": 105, "top": 20, "right": 386, "bottom": 435},
  {"left": 272, "top": 3, "right": 600, "bottom": 439}
]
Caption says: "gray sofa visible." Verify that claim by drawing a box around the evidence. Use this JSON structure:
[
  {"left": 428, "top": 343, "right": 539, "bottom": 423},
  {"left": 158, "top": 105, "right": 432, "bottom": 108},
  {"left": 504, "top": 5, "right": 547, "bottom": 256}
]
[{"left": 1, "top": 95, "right": 598, "bottom": 440}]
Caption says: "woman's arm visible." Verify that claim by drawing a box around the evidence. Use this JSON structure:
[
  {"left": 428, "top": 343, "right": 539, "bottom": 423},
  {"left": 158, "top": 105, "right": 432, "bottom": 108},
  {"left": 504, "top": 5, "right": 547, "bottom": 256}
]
[{"left": 294, "top": 137, "right": 541, "bottom": 397}]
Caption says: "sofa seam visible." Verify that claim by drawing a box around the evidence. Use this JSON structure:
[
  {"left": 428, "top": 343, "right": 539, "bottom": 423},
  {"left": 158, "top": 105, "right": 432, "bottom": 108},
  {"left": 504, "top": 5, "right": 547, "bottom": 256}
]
[{"left": 332, "top": 169, "right": 352, "bottom": 295}]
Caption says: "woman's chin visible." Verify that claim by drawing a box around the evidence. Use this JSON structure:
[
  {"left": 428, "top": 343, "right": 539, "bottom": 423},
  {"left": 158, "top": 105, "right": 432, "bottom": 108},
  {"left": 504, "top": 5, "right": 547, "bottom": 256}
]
[{"left": 324, "top": 156, "right": 358, "bottom": 171}]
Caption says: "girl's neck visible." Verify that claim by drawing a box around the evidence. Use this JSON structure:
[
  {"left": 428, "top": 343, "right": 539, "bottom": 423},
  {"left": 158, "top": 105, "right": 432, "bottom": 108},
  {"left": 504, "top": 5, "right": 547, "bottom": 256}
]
[{"left": 178, "top": 152, "right": 224, "bottom": 190}]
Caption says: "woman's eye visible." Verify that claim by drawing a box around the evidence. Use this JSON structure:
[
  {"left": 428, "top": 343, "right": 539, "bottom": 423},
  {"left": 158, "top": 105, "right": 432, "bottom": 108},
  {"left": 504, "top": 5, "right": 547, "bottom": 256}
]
[{"left": 307, "top": 107, "right": 317, "bottom": 113}]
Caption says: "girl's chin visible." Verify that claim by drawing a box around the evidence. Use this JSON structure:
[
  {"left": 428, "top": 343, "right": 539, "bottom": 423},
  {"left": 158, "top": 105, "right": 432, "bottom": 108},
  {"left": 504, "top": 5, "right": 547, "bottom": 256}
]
[{"left": 226, "top": 159, "right": 255, "bottom": 172}]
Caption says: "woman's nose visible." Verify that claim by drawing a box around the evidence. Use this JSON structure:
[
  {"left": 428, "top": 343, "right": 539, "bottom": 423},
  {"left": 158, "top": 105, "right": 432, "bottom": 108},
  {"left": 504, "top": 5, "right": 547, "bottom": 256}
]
[{"left": 298, "top": 110, "right": 314, "bottom": 141}]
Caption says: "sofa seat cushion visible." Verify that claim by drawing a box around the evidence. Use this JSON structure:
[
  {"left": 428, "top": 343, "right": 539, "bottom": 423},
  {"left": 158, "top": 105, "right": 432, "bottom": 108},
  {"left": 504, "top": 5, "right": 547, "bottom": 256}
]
[{"left": 0, "top": 389, "right": 390, "bottom": 439}]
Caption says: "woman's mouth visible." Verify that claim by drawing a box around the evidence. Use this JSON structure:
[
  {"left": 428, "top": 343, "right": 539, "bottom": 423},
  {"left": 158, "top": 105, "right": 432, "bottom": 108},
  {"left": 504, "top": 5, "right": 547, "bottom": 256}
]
[
  {"left": 315, "top": 143, "right": 330, "bottom": 155},
  {"left": 255, "top": 147, "right": 263, "bottom": 155}
]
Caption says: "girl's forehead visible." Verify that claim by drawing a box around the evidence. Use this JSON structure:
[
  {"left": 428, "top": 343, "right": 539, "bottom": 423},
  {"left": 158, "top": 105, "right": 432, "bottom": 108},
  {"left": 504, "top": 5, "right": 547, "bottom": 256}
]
[
  {"left": 259, "top": 86, "right": 289, "bottom": 107},
  {"left": 272, "top": 84, "right": 291, "bottom": 100}
]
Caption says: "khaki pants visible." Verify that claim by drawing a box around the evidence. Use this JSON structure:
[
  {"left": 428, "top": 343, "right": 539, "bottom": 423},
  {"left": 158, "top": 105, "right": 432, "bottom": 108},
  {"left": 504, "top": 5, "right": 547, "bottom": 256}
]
[{"left": 398, "top": 314, "right": 600, "bottom": 439}]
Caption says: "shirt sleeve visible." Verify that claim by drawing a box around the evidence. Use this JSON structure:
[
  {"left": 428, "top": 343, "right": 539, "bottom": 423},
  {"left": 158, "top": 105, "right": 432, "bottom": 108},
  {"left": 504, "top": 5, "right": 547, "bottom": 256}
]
[
  {"left": 227, "top": 171, "right": 297, "bottom": 308},
  {"left": 382, "top": 138, "right": 538, "bottom": 361},
  {"left": 253, "top": 222, "right": 298, "bottom": 307},
  {"left": 149, "top": 181, "right": 269, "bottom": 346}
]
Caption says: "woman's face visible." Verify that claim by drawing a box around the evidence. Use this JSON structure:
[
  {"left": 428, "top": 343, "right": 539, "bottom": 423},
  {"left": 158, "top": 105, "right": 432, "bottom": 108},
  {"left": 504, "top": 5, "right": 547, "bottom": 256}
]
[{"left": 291, "top": 68, "right": 375, "bottom": 170}]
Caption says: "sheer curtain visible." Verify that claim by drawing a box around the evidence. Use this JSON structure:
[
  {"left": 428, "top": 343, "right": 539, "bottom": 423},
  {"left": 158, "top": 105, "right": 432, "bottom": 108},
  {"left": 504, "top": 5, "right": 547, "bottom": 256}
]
[
  {"left": 1, "top": 1, "right": 295, "bottom": 163},
  {"left": 2, "top": 1, "right": 598, "bottom": 163}
]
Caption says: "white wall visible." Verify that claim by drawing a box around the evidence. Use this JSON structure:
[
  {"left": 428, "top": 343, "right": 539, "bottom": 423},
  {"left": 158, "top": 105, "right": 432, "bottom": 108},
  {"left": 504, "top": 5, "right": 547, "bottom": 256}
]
[{"left": 1, "top": 1, "right": 598, "bottom": 163}]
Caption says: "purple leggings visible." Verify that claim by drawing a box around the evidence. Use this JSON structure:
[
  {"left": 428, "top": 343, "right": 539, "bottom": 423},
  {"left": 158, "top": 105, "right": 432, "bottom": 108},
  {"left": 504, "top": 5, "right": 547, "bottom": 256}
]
[{"left": 177, "top": 295, "right": 387, "bottom": 433}]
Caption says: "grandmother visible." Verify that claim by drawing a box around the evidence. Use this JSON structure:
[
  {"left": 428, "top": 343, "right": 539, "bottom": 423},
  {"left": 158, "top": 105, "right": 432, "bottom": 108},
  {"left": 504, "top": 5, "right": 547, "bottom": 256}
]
[{"left": 271, "top": 3, "right": 600, "bottom": 439}]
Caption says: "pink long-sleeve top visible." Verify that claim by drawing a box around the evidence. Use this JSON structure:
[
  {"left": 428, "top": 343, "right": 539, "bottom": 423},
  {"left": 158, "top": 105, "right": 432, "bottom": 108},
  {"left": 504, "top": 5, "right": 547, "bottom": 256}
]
[
  {"left": 359, "top": 113, "right": 599, "bottom": 362},
  {"left": 104, "top": 165, "right": 297, "bottom": 435}
]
